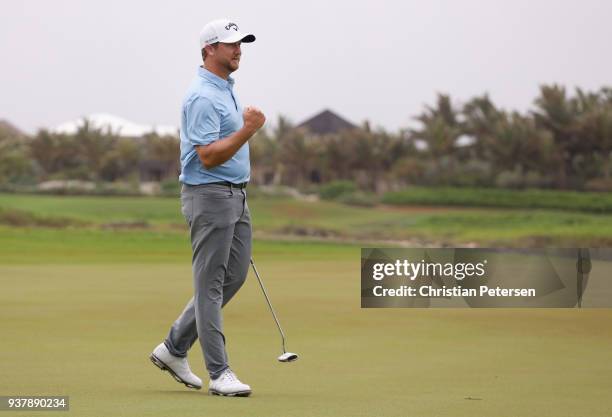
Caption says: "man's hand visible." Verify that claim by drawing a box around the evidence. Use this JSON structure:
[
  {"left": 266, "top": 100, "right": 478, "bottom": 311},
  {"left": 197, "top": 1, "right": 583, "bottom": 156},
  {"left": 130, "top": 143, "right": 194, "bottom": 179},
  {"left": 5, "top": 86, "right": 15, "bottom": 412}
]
[
  {"left": 243, "top": 106, "right": 266, "bottom": 134},
  {"left": 195, "top": 106, "right": 265, "bottom": 169}
]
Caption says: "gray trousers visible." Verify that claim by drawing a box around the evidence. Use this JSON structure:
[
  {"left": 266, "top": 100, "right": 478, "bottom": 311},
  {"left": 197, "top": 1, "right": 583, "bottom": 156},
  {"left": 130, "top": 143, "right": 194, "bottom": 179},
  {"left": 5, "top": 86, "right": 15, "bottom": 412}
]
[{"left": 164, "top": 183, "right": 251, "bottom": 379}]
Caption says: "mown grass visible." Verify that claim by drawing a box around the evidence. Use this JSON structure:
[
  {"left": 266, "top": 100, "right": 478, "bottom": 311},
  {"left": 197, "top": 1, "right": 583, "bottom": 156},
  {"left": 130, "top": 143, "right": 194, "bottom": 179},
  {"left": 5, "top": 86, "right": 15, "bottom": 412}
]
[
  {"left": 2, "top": 193, "right": 612, "bottom": 416},
  {"left": 1, "top": 232, "right": 611, "bottom": 417},
  {"left": 0, "top": 226, "right": 358, "bottom": 264},
  {"left": 383, "top": 187, "right": 612, "bottom": 213},
  {"left": 2, "top": 192, "right": 612, "bottom": 246},
  {"left": 0, "top": 193, "right": 183, "bottom": 224}
]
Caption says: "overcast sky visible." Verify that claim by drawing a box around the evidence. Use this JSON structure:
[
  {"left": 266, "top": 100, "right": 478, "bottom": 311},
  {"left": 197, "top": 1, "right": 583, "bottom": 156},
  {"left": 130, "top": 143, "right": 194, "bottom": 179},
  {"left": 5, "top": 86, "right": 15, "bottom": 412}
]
[{"left": 1, "top": 0, "right": 611, "bottom": 134}]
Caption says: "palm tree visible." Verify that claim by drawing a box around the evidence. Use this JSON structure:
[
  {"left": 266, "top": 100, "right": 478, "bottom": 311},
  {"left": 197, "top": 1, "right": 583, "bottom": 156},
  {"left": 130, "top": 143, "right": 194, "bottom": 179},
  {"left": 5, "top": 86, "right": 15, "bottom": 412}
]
[
  {"left": 30, "top": 130, "right": 81, "bottom": 178},
  {"left": 75, "top": 121, "right": 117, "bottom": 180},
  {"left": 99, "top": 138, "right": 141, "bottom": 181},
  {"left": 141, "top": 133, "right": 180, "bottom": 181},
  {"left": 576, "top": 88, "right": 612, "bottom": 179},
  {"left": 496, "top": 112, "right": 555, "bottom": 175},
  {"left": 532, "top": 85, "right": 583, "bottom": 188},
  {"left": 410, "top": 94, "right": 462, "bottom": 180},
  {"left": 462, "top": 94, "right": 505, "bottom": 161},
  {"left": 0, "top": 127, "right": 33, "bottom": 185}
]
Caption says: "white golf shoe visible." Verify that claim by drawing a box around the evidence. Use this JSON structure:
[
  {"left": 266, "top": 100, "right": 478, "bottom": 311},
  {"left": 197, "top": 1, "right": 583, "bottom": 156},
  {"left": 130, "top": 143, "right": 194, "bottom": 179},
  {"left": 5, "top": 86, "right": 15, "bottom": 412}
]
[
  {"left": 208, "top": 369, "right": 252, "bottom": 397},
  {"left": 150, "top": 342, "right": 202, "bottom": 390}
]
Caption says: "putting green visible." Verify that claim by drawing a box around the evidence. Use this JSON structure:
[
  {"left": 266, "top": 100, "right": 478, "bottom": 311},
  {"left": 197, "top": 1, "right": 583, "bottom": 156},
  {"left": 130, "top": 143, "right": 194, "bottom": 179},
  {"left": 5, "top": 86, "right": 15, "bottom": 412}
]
[{"left": 1, "top": 233, "right": 611, "bottom": 416}]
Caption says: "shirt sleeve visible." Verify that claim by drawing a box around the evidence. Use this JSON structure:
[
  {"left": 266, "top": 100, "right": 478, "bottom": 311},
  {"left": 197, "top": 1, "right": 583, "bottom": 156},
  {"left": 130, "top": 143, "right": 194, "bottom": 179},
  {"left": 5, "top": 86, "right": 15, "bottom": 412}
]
[{"left": 185, "top": 96, "right": 220, "bottom": 146}]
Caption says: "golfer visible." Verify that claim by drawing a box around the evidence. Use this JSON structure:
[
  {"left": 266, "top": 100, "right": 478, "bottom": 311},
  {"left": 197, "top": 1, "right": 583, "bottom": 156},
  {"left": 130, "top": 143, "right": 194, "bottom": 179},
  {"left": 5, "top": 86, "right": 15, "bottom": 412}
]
[{"left": 150, "top": 18, "right": 264, "bottom": 397}]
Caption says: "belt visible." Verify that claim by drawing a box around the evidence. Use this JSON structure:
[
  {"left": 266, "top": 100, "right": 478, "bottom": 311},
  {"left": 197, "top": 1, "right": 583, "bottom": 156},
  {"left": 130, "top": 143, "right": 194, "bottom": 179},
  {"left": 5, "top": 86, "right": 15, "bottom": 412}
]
[{"left": 208, "top": 181, "right": 248, "bottom": 189}]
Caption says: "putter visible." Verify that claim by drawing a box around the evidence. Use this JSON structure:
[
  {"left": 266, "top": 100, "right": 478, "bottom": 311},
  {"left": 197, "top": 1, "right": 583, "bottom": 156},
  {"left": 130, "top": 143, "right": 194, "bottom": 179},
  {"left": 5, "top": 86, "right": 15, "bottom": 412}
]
[
  {"left": 576, "top": 248, "right": 591, "bottom": 308},
  {"left": 249, "top": 258, "right": 299, "bottom": 363}
]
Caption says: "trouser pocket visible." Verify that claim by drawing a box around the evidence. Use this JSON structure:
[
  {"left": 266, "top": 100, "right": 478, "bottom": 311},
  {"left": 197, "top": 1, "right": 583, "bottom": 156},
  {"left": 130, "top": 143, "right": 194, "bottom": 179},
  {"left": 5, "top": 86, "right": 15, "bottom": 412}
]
[
  {"left": 194, "top": 194, "right": 242, "bottom": 228},
  {"left": 180, "top": 194, "right": 194, "bottom": 227}
]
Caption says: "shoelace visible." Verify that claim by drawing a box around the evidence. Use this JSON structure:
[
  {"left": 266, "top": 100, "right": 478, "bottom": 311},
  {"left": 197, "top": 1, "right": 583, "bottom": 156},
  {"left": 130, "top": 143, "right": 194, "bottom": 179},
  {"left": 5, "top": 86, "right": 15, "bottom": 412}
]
[{"left": 224, "top": 370, "right": 237, "bottom": 382}]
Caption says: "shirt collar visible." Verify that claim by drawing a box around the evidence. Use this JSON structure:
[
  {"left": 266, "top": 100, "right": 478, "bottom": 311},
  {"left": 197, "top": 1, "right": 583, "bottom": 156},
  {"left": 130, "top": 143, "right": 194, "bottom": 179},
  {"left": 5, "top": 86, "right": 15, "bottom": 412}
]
[{"left": 198, "top": 66, "right": 234, "bottom": 89}]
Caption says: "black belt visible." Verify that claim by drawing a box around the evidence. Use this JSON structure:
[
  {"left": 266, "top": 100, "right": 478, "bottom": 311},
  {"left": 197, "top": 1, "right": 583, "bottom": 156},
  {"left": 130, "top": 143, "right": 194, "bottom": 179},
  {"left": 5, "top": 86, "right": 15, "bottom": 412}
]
[{"left": 208, "top": 181, "right": 248, "bottom": 189}]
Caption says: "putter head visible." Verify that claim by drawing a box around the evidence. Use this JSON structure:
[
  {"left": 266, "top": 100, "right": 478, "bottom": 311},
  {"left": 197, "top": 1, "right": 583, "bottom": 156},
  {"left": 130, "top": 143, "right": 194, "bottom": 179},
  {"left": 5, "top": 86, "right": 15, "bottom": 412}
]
[{"left": 278, "top": 352, "right": 299, "bottom": 362}]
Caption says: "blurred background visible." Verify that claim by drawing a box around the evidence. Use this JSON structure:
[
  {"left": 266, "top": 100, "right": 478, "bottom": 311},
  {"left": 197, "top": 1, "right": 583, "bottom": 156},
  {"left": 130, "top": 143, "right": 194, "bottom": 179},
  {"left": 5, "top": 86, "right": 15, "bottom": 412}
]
[{"left": 2, "top": 0, "right": 612, "bottom": 247}]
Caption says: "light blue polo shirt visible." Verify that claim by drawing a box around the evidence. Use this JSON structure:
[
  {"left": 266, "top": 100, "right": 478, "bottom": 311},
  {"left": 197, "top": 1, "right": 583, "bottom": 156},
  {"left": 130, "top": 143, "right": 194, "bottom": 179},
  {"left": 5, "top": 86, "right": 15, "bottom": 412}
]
[{"left": 178, "top": 66, "right": 250, "bottom": 185}]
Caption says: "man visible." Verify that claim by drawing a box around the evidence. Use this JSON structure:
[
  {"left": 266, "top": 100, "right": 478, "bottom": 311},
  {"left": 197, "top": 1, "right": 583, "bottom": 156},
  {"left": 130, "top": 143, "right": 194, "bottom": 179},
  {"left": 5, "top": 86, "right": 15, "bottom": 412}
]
[{"left": 149, "top": 18, "right": 265, "bottom": 397}]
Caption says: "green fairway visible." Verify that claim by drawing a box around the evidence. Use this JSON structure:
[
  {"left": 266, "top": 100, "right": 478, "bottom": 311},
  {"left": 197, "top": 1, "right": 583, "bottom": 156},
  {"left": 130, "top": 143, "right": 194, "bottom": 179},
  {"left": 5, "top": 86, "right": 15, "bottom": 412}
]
[
  {"left": 1, "top": 194, "right": 611, "bottom": 416},
  {"left": 1, "top": 228, "right": 612, "bottom": 417},
  {"left": 3, "top": 192, "right": 612, "bottom": 246}
]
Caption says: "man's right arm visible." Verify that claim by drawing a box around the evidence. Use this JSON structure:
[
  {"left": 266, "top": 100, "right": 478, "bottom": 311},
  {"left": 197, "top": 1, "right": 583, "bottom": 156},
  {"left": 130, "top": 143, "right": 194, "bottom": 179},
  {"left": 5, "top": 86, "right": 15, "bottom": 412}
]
[{"left": 195, "top": 106, "right": 265, "bottom": 169}]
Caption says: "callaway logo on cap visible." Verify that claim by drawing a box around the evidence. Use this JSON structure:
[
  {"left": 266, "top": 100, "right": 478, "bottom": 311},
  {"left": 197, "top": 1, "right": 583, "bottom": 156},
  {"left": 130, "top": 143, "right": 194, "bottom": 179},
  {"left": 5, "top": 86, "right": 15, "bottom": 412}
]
[{"left": 199, "top": 18, "right": 256, "bottom": 49}]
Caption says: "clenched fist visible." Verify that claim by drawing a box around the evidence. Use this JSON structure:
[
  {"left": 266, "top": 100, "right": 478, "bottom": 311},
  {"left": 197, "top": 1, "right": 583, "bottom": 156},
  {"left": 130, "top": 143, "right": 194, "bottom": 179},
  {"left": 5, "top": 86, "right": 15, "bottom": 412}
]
[{"left": 243, "top": 106, "right": 266, "bottom": 133}]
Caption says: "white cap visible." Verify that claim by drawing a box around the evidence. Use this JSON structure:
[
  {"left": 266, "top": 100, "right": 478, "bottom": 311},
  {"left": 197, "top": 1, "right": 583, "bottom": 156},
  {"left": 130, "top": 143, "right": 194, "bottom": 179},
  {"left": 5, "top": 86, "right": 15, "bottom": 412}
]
[{"left": 199, "top": 19, "right": 256, "bottom": 49}]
